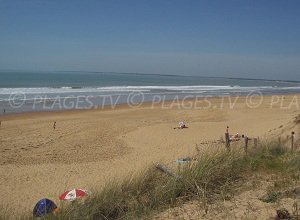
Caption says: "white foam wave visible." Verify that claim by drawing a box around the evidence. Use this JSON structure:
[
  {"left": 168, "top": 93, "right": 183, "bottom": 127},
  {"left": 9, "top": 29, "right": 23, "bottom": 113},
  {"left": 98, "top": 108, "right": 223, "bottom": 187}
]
[{"left": 0, "top": 85, "right": 300, "bottom": 96}]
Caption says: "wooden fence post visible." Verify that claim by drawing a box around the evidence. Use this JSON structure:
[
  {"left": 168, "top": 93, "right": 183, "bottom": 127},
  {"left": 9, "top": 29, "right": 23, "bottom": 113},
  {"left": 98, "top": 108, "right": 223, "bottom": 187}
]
[
  {"left": 254, "top": 138, "right": 258, "bottom": 148},
  {"left": 291, "top": 131, "right": 295, "bottom": 152},
  {"left": 156, "top": 163, "right": 179, "bottom": 179},
  {"left": 224, "top": 126, "right": 230, "bottom": 150},
  {"left": 225, "top": 132, "right": 230, "bottom": 149},
  {"left": 244, "top": 136, "right": 249, "bottom": 155}
]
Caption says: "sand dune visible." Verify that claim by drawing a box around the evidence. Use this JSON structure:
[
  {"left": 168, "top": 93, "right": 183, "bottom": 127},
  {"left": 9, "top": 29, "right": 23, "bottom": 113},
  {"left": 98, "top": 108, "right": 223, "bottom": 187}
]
[{"left": 0, "top": 94, "right": 299, "bottom": 216}]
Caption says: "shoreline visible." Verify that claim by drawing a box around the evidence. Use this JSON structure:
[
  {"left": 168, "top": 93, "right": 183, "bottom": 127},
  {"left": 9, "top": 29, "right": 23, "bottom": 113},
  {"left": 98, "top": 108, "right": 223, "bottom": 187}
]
[{"left": 1, "top": 92, "right": 300, "bottom": 121}]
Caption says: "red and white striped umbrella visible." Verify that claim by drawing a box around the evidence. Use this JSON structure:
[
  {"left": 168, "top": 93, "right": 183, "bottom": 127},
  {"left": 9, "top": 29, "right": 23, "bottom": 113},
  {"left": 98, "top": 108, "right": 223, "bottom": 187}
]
[{"left": 59, "top": 188, "right": 88, "bottom": 201}]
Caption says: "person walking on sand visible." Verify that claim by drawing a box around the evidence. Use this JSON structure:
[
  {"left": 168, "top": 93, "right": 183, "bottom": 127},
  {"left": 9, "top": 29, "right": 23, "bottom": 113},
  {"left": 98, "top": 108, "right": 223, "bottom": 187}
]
[{"left": 53, "top": 121, "right": 56, "bottom": 130}]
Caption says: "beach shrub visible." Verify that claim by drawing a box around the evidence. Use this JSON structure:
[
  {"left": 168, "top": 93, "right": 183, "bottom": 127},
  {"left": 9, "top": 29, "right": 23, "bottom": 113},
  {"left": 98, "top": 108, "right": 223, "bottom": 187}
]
[{"left": 261, "top": 191, "right": 280, "bottom": 203}]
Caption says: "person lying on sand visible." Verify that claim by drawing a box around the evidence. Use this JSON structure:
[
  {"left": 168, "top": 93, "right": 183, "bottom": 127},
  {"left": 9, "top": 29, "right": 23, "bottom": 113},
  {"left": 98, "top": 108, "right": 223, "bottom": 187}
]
[
  {"left": 174, "top": 121, "right": 188, "bottom": 129},
  {"left": 230, "top": 132, "right": 241, "bottom": 141}
]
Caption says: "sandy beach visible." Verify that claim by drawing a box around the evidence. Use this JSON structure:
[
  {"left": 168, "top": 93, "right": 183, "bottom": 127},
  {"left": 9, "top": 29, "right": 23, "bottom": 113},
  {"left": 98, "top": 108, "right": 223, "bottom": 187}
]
[{"left": 0, "top": 94, "right": 300, "bottom": 216}]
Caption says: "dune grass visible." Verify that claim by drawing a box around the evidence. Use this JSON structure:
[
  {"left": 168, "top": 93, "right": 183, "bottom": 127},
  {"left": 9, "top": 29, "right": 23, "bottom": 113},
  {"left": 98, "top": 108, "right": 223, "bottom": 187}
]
[
  {"left": 3, "top": 140, "right": 300, "bottom": 220},
  {"left": 50, "top": 140, "right": 300, "bottom": 220},
  {"left": 56, "top": 148, "right": 243, "bottom": 220}
]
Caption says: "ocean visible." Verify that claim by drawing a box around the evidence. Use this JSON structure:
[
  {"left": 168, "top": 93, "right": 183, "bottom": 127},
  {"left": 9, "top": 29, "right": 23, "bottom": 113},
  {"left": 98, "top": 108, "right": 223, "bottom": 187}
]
[{"left": 1, "top": 71, "right": 300, "bottom": 113}]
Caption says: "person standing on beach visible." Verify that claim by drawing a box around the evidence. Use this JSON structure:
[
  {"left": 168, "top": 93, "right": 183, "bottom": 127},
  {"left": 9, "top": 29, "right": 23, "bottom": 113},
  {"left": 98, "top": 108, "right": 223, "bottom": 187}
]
[{"left": 53, "top": 121, "right": 56, "bottom": 130}]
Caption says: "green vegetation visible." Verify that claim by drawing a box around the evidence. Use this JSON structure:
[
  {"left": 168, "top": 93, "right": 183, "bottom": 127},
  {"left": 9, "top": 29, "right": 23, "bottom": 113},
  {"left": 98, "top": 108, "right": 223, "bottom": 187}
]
[
  {"left": 260, "top": 191, "right": 281, "bottom": 203},
  {"left": 3, "top": 140, "right": 300, "bottom": 220},
  {"left": 54, "top": 141, "right": 300, "bottom": 220}
]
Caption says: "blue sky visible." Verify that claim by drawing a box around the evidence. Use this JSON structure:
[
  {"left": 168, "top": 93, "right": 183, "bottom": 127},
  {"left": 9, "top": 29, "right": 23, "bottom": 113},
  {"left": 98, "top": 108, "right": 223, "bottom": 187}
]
[{"left": 1, "top": 0, "right": 300, "bottom": 80}]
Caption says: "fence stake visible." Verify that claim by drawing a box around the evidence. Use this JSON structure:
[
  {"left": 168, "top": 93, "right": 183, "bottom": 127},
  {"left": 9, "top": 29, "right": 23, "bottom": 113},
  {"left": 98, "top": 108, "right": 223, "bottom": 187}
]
[
  {"left": 224, "top": 126, "right": 230, "bottom": 149},
  {"left": 291, "top": 131, "right": 295, "bottom": 152},
  {"left": 254, "top": 138, "right": 258, "bottom": 148},
  {"left": 225, "top": 132, "right": 230, "bottom": 149},
  {"left": 244, "top": 136, "right": 249, "bottom": 155},
  {"left": 156, "top": 163, "right": 179, "bottom": 179}
]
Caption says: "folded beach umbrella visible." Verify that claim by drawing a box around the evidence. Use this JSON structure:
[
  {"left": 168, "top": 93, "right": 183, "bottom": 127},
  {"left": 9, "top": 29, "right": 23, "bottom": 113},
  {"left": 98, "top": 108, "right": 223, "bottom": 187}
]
[
  {"left": 59, "top": 188, "right": 88, "bottom": 201},
  {"left": 33, "top": 198, "right": 57, "bottom": 217}
]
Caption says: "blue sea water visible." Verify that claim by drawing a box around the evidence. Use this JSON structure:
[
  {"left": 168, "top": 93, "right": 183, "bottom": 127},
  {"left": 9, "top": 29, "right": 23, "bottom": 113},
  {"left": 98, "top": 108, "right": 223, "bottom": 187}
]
[{"left": 1, "top": 71, "right": 300, "bottom": 113}]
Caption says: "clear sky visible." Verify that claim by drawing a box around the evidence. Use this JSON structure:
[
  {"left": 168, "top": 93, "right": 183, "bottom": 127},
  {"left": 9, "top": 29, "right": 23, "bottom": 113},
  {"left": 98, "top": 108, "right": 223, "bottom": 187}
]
[{"left": 1, "top": 0, "right": 300, "bottom": 80}]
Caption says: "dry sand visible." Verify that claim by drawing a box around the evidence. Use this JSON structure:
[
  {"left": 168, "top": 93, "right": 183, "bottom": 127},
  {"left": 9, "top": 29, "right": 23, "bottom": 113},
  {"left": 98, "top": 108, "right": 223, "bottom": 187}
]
[
  {"left": 0, "top": 94, "right": 300, "bottom": 216},
  {"left": 154, "top": 173, "right": 300, "bottom": 220}
]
